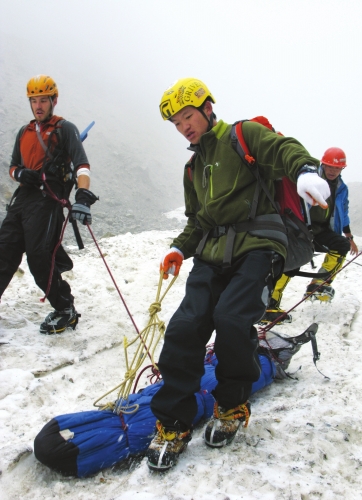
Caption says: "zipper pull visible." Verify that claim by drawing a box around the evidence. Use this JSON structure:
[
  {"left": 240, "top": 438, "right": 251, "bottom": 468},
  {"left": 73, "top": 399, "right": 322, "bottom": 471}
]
[
  {"left": 209, "top": 165, "right": 214, "bottom": 198},
  {"left": 202, "top": 165, "right": 209, "bottom": 188}
]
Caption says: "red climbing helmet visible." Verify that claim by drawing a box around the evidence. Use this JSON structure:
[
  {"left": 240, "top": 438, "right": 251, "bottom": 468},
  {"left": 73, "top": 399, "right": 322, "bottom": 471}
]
[{"left": 321, "top": 147, "right": 347, "bottom": 168}]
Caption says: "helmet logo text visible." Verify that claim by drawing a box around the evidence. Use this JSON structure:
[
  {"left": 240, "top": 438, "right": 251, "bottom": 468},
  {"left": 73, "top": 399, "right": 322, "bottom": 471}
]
[{"left": 194, "top": 88, "right": 205, "bottom": 99}]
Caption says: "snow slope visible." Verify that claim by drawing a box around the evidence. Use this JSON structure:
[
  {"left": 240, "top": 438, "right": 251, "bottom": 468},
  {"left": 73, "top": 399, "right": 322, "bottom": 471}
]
[{"left": 0, "top": 216, "right": 362, "bottom": 500}]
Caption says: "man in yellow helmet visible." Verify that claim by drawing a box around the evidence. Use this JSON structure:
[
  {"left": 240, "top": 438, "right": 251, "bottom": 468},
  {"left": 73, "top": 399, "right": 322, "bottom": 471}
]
[
  {"left": 146, "top": 77, "right": 331, "bottom": 471},
  {"left": 0, "top": 75, "right": 97, "bottom": 334}
]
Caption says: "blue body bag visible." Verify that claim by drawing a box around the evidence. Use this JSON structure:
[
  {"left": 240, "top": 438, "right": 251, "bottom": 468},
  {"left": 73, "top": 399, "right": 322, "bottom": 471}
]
[{"left": 34, "top": 354, "right": 275, "bottom": 477}]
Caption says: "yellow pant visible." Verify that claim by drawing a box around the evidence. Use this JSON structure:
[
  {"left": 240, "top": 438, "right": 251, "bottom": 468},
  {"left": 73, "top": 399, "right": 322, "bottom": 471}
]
[
  {"left": 313, "top": 251, "right": 345, "bottom": 284},
  {"left": 271, "top": 252, "right": 345, "bottom": 307},
  {"left": 270, "top": 273, "right": 291, "bottom": 308}
]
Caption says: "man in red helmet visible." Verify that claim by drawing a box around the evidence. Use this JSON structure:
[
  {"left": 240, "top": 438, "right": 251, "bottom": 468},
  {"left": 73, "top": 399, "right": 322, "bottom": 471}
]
[
  {"left": 261, "top": 146, "right": 358, "bottom": 322},
  {"left": 304, "top": 147, "right": 358, "bottom": 299},
  {"left": 0, "top": 75, "right": 98, "bottom": 334}
]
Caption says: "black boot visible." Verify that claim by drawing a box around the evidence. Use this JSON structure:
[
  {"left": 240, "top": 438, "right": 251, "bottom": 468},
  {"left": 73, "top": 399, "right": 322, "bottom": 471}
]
[{"left": 40, "top": 305, "right": 80, "bottom": 334}]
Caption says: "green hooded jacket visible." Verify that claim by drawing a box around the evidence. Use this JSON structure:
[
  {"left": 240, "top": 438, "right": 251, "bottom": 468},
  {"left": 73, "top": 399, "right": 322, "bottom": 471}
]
[{"left": 172, "top": 120, "right": 319, "bottom": 267}]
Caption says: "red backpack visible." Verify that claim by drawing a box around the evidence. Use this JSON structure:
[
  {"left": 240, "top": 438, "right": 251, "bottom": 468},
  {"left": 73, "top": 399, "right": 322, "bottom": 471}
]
[{"left": 233, "top": 117, "right": 305, "bottom": 222}]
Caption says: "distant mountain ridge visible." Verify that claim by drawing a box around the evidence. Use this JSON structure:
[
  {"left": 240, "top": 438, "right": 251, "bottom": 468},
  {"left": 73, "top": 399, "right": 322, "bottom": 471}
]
[{"left": 0, "top": 35, "right": 185, "bottom": 245}]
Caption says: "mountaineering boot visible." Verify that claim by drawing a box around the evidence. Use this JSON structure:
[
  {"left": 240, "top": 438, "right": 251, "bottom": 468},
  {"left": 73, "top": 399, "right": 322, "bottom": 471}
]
[
  {"left": 259, "top": 297, "right": 292, "bottom": 324},
  {"left": 39, "top": 305, "right": 80, "bottom": 334},
  {"left": 147, "top": 420, "right": 192, "bottom": 472},
  {"left": 259, "top": 308, "right": 292, "bottom": 325},
  {"left": 304, "top": 252, "right": 344, "bottom": 302},
  {"left": 259, "top": 323, "right": 318, "bottom": 379},
  {"left": 304, "top": 280, "right": 335, "bottom": 302},
  {"left": 204, "top": 401, "right": 251, "bottom": 448}
]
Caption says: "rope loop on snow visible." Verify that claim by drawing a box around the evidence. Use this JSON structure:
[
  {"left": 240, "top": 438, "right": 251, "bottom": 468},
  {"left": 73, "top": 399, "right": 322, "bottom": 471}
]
[{"left": 93, "top": 271, "right": 177, "bottom": 413}]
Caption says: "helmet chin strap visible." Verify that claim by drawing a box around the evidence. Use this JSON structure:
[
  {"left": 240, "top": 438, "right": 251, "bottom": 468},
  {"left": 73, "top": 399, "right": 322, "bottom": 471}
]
[
  {"left": 49, "top": 96, "right": 55, "bottom": 114},
  {"left": 198, "top": 108, "right": 214, "bottom": 131}
]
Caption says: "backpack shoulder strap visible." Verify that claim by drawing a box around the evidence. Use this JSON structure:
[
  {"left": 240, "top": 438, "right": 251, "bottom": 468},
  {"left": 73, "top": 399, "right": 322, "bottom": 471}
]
[
  {"left": 231, "top": 120, "right": 256, "bottom": 166},
  {"left": 18, "top": 125, "right": 28, "bottom": 167},
  {"left": 51, "top": 118, "right": 66, "bottom": 147},
  {"left": 231, "top": 121, "right": 279, "bottom": 218},
  {"left": 185, "top": 153, "right": 197, "bottom": 182},
  {"left": 19, "top": 124, "right": 27, "bottom": 138}
]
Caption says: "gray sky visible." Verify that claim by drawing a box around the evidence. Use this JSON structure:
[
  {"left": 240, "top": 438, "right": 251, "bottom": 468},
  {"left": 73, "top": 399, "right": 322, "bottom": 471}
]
[{"left": 1, "top": 0, "right": 361, "bottom": 183}]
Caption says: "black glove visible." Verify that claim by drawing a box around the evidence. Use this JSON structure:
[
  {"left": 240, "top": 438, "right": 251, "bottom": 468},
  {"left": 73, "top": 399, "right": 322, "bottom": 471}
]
[
  {"left": 71, "top": 188, "right": 98, "bottom": 225},
  {"left": 14, "top": 167, "right": 41, "bottom": 185}
]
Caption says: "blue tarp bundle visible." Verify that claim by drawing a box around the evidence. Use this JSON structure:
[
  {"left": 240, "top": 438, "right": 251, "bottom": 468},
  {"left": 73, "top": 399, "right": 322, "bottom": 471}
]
[{"left": 34, "top": 354, "right": 275, "bottom": 477}]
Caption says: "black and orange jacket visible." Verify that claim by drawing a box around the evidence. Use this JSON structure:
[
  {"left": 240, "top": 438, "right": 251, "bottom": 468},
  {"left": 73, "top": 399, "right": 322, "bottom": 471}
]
[{"left": 9, "top": 115, "right": 90, "bottom": 179}]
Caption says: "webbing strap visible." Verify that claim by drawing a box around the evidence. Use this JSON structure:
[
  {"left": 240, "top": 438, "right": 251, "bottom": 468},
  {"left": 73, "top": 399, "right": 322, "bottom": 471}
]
[
  {"left": 223, "top": 225, "right": 236, "bottom": 268},
  {"left": 291, "top": 270, "right": 331, "bottom": 278},
  {"left": 195, "top": 217, "right": 287, "bottom": 267},
  {"left": 35, "top": 123, "right": 51, "bottom": 155},
  {"left": 195, "top": 229, "right": 211, "bottom": 257},
  {"left": 233, "top": 121, "right": 280, "bottom": 218}
]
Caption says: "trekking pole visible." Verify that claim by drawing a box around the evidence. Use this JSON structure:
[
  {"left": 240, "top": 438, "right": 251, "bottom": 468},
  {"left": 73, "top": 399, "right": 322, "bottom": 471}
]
[
  {"left": 86, "top": 223, "right": 140, "bottom": 335},
  {"left": 303, "top": 199, "right": 317, "bottom": 270},
  {"left": 259, "top": 249, "right": 362, "bottom": 335}
]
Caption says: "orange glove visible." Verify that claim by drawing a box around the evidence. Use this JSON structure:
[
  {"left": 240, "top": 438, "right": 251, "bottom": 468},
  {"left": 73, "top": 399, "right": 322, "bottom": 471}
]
[{"left": 160, "top": 247, "right": 184, "bottom": 279}]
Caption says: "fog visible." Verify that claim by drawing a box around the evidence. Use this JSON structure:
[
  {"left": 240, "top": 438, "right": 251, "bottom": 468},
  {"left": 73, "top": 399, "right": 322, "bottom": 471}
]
[{"left": 0, "top": 0, "right": 361, "bottom": 240}]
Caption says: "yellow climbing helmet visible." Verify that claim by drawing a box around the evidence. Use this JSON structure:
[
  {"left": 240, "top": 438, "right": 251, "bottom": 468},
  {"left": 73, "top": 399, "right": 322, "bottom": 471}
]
[
  {"left": 159, "top": 77, "right": 215, "bottom": 120},
  {"left": 26, "top": 75, "right": 58, "bottom": 98}
]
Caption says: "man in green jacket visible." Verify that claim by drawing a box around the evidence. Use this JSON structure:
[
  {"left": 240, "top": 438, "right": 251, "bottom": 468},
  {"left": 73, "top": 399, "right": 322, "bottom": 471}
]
[{"left": 147, "top": 78, "right": 330, "bottom": 471}]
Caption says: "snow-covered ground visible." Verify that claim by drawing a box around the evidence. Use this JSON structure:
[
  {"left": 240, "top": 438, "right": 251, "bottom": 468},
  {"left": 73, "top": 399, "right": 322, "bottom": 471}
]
[{"left": 1, "top": 212, "right": 362, "bottom": 500}]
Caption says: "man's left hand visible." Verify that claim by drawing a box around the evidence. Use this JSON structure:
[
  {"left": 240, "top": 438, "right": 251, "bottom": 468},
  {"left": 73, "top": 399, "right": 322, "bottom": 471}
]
[
  {"left": 350, "top": 239, "right": 359, "bottom": 256},
  {"left": 297, "top": 172, "right": 330, "bottom": 208},
  {"left": 71, "top": 188, "right": 98, "bottom": 225}
]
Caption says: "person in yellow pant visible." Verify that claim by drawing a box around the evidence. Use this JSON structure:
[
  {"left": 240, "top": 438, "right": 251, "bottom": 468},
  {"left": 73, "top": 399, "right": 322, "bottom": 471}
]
[{"left": 261, "top": 147, "right": 358, "bottom": 324}]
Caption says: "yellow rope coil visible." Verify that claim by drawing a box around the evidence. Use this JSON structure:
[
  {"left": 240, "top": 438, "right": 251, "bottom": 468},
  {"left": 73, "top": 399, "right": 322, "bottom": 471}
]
[{"left": 93, "top": 272, "right": 177, "bottom": 413}]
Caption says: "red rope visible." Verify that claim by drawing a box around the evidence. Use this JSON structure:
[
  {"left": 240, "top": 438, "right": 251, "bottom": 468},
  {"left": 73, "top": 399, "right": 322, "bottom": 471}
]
[
  {"left": 86, "top": 223, "right": 140, "bottom": 335},
  {"left": 40, "top": 176, "right": 72, "bottom": 303},
  {"left": 132, "top": 364, "right": 162, "bottom": 393}
]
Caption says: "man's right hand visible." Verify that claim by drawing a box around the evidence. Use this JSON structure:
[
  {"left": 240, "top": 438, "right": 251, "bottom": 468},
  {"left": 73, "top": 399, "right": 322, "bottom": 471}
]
[
  {"left": 14, "top": 167, "right": 41, "bottom": 185},
  {"left": 160, "top": 247, "right": 184, "bottom": 279}
]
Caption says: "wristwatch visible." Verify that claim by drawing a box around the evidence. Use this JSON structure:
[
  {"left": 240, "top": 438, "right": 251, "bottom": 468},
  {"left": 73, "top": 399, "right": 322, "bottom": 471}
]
[
  {"left": 297, "top": 165, "right": 318, "bottom": 177},
  {"left": 346, "top": 235, "right": 354, "bottom": 241}
]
